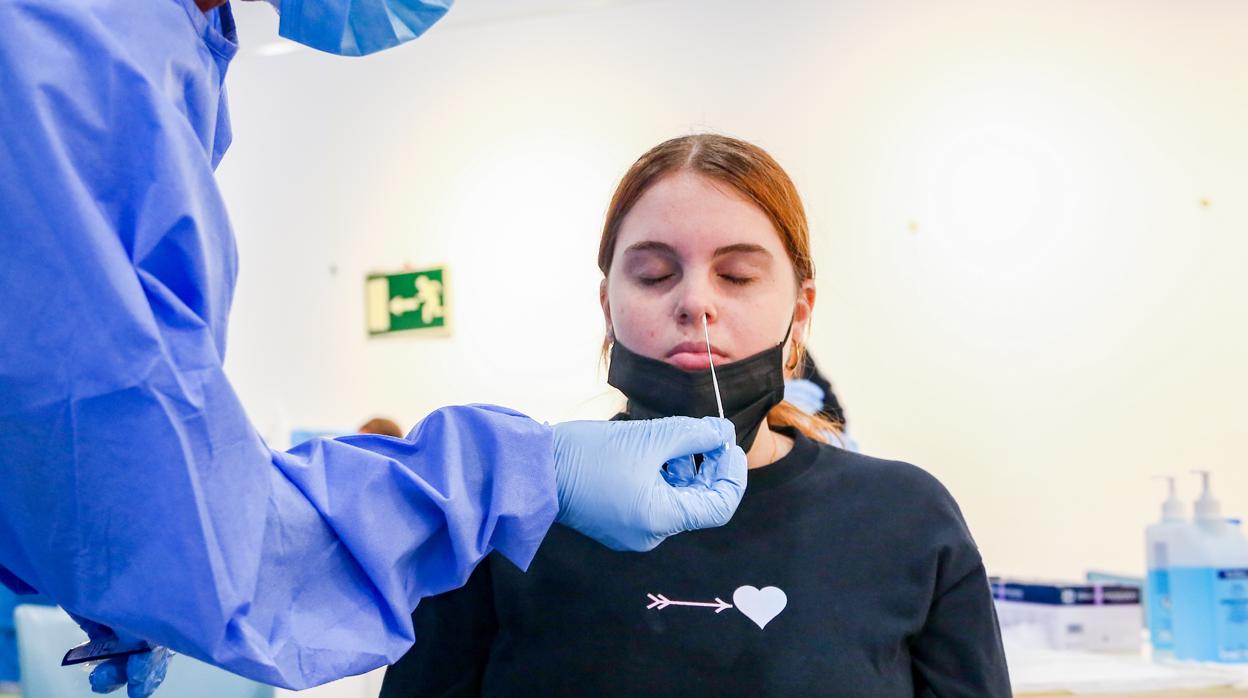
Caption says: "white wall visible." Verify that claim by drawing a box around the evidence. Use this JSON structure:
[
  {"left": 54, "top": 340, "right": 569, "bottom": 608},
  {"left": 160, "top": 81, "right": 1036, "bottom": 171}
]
[{"left": 217, "top": 1, "right": 1248, "bottom": 692}]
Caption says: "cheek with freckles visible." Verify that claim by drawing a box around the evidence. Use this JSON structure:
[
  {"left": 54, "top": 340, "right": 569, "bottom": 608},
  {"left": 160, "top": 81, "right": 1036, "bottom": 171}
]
[
  {"left": 607, "top": 284, "right": 670, "bottom": 359},
  {"left": 716, "top": 296, "right": 786, "bottom": 358}
]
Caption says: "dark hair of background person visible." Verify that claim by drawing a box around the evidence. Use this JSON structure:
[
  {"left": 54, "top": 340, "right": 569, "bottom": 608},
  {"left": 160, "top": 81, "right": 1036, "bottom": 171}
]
[
  {"left": 798, "top": 352, "right": 847, "bottom": 428},
  {"left": 358, "top": 417, "right": 404, "bottom": 438}
]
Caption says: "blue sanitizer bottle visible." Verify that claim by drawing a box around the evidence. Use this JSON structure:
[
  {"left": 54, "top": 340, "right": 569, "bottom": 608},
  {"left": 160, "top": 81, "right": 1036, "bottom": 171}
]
[
  {"left": 1145, "top": 476, "right": 1186, "bottom": 657},
  {"left": 1170, "top": 471, "right": 1248, "bottom": 662}
]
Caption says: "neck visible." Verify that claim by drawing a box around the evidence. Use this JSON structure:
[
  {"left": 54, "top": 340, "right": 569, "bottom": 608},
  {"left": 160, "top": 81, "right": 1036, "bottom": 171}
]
[
  {"left": 745, "top": 422, "right": 794, "bottom": 469},
  {"left": 197, "top": 0, "right": 228, "bottom": 11}
]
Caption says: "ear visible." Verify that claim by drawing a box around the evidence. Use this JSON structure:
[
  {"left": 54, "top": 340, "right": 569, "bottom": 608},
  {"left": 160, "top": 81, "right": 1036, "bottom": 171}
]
[
  {"left": 792, "top": 278, "right": 816, "bottom": 341},
  {"left": 782, "top": 280, "right": 816, "bottom": 375},
  {"left": 600, "top": 278, "right": 614, "bottom": 340}
]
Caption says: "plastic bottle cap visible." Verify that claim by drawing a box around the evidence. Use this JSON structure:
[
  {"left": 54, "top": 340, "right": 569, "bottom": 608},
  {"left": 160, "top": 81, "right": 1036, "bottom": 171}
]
[
  {"left": 1192, "top": 470, "right": 1221, "bottom": 522},
  {"left": 1155, "top": 475, "right": 1185, "bottom": 521}
]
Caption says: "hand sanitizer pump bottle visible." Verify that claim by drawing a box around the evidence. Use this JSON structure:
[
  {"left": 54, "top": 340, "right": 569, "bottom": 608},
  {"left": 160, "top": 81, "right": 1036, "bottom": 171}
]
[
  {"left": 1146, "top": 476, "right": 1186, "bottom": 657},
  {"left": 1170, "top": 471, "right": 1248, "bottom": 662}
]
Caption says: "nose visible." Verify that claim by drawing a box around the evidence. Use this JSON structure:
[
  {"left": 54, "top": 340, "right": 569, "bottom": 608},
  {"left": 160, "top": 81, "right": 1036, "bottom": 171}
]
[{"left": 674, "top": 275, "right": 716, "bottom": 328}]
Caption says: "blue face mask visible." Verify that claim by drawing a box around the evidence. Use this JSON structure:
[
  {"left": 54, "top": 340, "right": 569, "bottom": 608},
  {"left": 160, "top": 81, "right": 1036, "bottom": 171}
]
[{"left": 265, "top": 0, "right": 454, "bottom": 57}]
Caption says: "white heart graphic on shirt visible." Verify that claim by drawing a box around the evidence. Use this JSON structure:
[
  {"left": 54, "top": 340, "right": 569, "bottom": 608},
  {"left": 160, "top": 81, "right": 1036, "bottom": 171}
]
[{"left": 732, "top": 585, "right": 787, "bottom": 629}]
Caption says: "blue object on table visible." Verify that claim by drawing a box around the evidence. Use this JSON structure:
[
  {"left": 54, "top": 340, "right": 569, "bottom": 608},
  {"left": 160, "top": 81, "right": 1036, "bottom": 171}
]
[
  {"left": 290, "top": 429, "right": 348, "bottom": 448},
  {"left": 0, "top": 585, "right": 51, "bottom": 688},
  {"left": 15, "top": 605, "right": 273, "bottom": 698}
]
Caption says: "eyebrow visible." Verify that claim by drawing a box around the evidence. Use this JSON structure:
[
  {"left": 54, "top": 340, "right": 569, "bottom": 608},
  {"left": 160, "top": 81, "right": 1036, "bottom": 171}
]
[
  {"left": 622, "top": 241, "right": 774, "bottom": 260},
  {"left": 712, "top": 243, "right": 772, "bottom": 259}
]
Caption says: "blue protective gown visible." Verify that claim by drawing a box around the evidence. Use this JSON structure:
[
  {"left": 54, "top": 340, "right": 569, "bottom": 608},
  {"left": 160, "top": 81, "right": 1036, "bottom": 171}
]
[{"left": 0, "top": 0, "right": 558, "bottom": 689}]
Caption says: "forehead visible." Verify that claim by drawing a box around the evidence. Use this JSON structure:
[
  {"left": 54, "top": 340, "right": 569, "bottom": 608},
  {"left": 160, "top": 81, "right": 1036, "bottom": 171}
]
[{"left": 614, "top": 171, "right": 784, "bottom": 259}]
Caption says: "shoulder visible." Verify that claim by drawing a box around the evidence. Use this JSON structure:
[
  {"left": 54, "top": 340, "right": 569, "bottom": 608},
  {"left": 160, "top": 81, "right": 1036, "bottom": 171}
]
[
  {"left": 811, "top": 443, "right": 972, "bottom": 534},
  {"left": 0, "top": 0, "right": 175, "bottom": 54},
  {"left": 816, "top": 444, "right": 954, "bottom": 498},
  {"left": 0, "top": 0, "right": 192, "bottom": 125}
]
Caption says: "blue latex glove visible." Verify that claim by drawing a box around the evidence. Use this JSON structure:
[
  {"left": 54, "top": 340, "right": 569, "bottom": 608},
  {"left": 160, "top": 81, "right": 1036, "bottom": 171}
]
[
  {"left": 784, "top": 377, "right": 826, "bottom": 416},
  {"left": 553, "top": 417, "right": 747, "bottom": 552},
  {"left": 67, "top": 614, "right": 171, "bottom": 698}
]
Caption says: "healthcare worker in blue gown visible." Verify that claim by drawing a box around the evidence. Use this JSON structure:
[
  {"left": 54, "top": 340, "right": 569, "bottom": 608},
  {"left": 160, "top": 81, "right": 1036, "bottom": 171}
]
[{"left": 0, "top": 0, "right": 749, "bottom": 696}]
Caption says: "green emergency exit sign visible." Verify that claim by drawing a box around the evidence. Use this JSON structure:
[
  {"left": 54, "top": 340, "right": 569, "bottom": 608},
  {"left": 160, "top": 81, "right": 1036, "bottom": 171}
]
[{"left": 366, "top": 266, "right": 448, "bottom": 336}]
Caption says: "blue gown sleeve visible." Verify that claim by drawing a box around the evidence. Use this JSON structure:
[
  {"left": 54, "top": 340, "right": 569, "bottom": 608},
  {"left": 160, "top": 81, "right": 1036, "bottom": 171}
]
[{"left": 0, "top": 0, "right": 557, "bottom": 689}]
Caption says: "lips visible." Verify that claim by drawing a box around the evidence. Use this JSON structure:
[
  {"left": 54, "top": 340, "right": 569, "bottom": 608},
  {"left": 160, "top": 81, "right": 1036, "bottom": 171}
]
[{"left": 666, "top": 341, "right": 727, "bottom": 371}]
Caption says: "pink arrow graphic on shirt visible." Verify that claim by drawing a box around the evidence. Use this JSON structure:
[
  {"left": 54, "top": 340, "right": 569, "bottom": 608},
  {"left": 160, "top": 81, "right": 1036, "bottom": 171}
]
[{"left": 646, "top": 593, "right": 733, "bottom": 613}]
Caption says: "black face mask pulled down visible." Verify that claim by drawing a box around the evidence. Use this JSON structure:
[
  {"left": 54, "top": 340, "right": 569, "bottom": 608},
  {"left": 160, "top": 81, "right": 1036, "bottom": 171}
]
[{"left": 607, "top": 339, "right": 786, "bottom": 451}]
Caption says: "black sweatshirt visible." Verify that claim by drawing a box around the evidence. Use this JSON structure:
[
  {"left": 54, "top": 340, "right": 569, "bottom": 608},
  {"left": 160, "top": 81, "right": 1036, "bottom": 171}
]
[{"left": 382, "top": 429, "right": 1011, "bottom": 697}]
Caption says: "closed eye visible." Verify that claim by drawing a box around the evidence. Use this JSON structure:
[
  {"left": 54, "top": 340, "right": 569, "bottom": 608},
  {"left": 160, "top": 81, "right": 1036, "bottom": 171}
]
[
  {"left": 638, "top": 274, "right": 675, "bottom": 286},
  {"left": 721, "top": 274, "right": 754, "bottom": 286}
]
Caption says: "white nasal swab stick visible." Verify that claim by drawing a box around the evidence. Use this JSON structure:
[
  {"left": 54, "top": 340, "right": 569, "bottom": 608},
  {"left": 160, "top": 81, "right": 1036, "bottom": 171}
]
[{"left": 702, "top": 314, "right": 725, "bottom": 419}]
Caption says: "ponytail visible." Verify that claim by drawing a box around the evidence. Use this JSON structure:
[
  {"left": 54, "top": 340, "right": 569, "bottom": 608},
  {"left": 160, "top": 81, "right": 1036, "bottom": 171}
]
[{"left": 766, "top": 400, "right": 843, "bottom": 445}]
